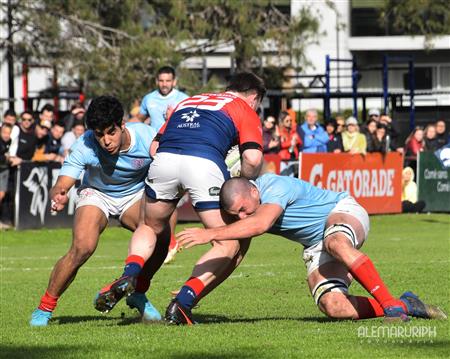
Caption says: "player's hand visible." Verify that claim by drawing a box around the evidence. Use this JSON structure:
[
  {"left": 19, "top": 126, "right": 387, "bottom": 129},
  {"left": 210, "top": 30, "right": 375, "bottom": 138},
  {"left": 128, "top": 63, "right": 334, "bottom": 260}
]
[
  {"left": 177, "top": 227, "right": 214, "bottom": 249},
  {"left": 50, "top": 188, "right": 69, "bottom": 212}
]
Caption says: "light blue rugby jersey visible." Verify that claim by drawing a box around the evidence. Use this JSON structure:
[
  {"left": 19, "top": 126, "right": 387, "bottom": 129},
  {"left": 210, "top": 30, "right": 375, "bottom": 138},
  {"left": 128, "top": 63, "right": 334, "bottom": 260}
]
[
  {"left": 254, "top": 174, "right": 349, "bottom": 247},
  {"left": 139, "top": 89, "right": 189, "bottom": 132},
  {"left": 59, "top": 122, "right": 156, "bottom": 198}
]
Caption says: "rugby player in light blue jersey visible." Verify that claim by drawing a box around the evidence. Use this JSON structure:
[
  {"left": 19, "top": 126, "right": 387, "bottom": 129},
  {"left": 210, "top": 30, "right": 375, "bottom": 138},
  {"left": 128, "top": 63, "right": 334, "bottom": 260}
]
[
  {"left": 30, "top": 96, "right": 166, "bottom": 326},
  {"left": 177, "top": 174, "right": 447, "bottom": 322},
  {"left": 138, "top": 66, "right": 189, "bottom": 132}
]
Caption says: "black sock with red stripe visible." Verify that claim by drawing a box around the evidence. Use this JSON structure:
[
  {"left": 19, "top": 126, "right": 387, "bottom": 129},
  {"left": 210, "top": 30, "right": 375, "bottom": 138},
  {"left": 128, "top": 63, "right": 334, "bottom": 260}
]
[{"left": 175, "top": 277, "right": 205, "bottom": 309}]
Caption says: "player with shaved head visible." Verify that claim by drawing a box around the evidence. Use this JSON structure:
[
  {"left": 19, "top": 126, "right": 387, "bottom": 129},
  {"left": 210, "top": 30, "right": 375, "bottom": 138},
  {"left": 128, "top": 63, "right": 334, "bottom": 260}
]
[{"left": 178, "top": 175, "right": 447, "bottom": 322}]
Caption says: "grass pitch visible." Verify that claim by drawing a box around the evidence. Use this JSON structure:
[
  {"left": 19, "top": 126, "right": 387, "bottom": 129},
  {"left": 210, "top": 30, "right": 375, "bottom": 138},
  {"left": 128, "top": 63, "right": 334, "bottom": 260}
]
[{"left": 1, "top": 214, "right": 449, "bottom": 358}]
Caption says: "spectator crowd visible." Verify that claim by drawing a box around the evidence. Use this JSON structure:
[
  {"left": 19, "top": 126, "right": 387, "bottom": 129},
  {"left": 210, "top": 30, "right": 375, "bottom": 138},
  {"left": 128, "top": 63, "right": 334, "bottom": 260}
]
[{"left": 1, "top": 101, "right": 449, "bottom": 227}]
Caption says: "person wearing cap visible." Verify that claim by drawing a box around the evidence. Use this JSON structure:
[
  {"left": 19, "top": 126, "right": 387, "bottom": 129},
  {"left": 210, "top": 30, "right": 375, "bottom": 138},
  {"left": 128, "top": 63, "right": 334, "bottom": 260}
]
[
  {"left": 341, "top": 117, "right": 367, "bottom": 154},
  {"left": 368, "top": 108, "right": 380, "bottom": 122}
]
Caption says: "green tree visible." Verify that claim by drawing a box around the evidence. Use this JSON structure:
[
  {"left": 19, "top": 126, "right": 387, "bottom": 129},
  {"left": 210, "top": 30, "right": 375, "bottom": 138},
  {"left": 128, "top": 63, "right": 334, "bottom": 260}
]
[
  {"left": 1, "top": 0, "right": 322, "bottom": 107},
  {"left": 381, "top": 0, "right": 450, "bottom": 46}
]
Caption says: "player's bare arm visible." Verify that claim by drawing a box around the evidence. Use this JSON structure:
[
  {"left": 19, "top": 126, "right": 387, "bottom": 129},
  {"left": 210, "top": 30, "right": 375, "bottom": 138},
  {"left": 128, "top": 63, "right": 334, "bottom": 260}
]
[
  {"left": 50, "top": 175, "right": 76, "bottom": 212},
  {"left": 177, "top": 203, "right": 283, "bottom": 248},
  {"left": 240, "top": 148, "right": 263, "bottom": 179}
]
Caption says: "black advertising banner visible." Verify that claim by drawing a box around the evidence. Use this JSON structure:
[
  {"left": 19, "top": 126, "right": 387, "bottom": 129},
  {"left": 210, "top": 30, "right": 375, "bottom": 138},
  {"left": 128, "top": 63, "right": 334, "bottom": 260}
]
[
  {"left": 417, "top": 152, "right": 450, "bottom": 212},
  {"left": 14, "top": 162, "right": 79, "bottom": 230}
]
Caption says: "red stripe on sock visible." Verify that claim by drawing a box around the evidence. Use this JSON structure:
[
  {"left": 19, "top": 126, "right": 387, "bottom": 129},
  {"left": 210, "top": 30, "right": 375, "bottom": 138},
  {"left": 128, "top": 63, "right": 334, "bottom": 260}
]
[
  {"left": 38, "top": 291, "right": 59, "bottom": 312},
  {"left": 125, "top": 254, "right": 145, "bottom": 268},
  {"left": 349, "top": 254, "right": 407, "bottom": 311},
  {"left": 185, "top": 277, "right": 205, "bottom": 296},
  {"left": 354, "top": 296, "right": 384, "bottom": 319},
  {"left": 169, "top": 234, "right": 177, "bottom": 250}
]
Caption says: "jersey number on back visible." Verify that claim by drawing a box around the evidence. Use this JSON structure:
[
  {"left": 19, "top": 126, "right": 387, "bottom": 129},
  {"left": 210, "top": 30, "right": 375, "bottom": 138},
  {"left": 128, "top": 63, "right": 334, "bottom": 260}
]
[{"left": 177, "top": 95, "right": 233, "bottom": 112}]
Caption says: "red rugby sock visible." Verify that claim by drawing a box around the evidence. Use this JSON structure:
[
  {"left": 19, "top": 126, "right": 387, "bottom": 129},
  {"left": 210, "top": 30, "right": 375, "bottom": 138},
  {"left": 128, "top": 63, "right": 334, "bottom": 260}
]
[
  {"left": 169, "top": 234, "right": 177, "bottom": 250},
  {"left": 38, "top": 291, "right": 59, "bottom": 312},
  {"left": 349, "top": 254, "right": 407, "bottom": 311},
  {"left": 354, "top": 296, "right": 384, "bottom": 319}
]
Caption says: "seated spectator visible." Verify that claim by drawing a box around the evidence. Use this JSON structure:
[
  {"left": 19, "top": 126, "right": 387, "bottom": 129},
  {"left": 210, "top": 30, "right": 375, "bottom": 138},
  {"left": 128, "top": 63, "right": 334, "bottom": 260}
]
[
  {"left": 404, "top": 126, "right": 424, "bottom": 169},
  {"left": 424, "top": 124, "right": 439, "bottom": 152},
  {"left": 379, "top": 114, "right": 403, "bottom": 153},
  {"left": 362, "top": 119, "right": 377, "bottom": 152},
  {"left": 335, "top": 115, "right": 345, "bottom": 134},
  {"left": 32, "top": 120, "right": 64, "bottom": 163},
  {"left": 0, "top": 123, "right": 12, "bottom": 230},
  {"left": 297, "top": 109, "right": 328, "bottom": 153},
  {"left": 367, "top": 108, "right": 380, "bottom": 123},
  {"left": 435, "top": 119, "right": 449, "bottom": 149},
  {"left": 341, "top": 116, "right": 367, "bottom": 154},
  {"left": 39, "top": 104, "right": 55, "bottom": 124},
  {"left": 325, "top": 119, "right": 343, "bottom": 153},
  {"left": 371, "top": 124, "right": 389, "bottom": 154},
  {"left": 278, "top": 111, "right": 301, "bottom": 160},
  {"left": 401, "top": 167, "right": 426, "bottom": 213},
  {"left": 262, "top": 116, "right": 280, "bottom": 154},
  {"left": 61, "top": 119, "right": 85, "bottom": 157},
  {"left": 8, "top": 111, "right": 37, "bottom": 166},
  {"left": 62, "top": 102, "right": 85, "bottom": 132},
  {"left": 45, "top": 123, "right": 65, "bottom": 156}
]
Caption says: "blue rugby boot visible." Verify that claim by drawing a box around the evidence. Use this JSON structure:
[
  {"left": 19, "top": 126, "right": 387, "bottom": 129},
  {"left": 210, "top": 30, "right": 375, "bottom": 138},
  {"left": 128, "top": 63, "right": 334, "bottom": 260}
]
[
  {"left": 383, "top": 305, "right": 410, "bottom": 322},
  {"left": 400, "top": 291, "right": 447, "bottom": 320},
  {"left": 30, "top": 309, "right": 52, "bottom": 327},
  {"left": 126, "top": 292, "right": 162, "bottom": 322}
]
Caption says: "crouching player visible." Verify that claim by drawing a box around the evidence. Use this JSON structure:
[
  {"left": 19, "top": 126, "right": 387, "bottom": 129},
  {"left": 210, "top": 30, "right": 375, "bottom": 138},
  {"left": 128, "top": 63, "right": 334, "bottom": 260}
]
[
  {"left": 177, "top": 174, "right": 447, "bottom": 322},
  {"left": 30, "top": 96, "right": 167, "bottom": 326}
]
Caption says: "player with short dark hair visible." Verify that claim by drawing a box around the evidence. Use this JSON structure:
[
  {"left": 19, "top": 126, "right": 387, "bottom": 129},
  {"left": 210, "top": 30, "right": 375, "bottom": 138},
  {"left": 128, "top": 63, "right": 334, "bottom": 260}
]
[
  {"left": 95, "top": 72, "right": 266, "bottom": 325},
  {"left": 177, "top": 175, "right": 447, "bottom": 322},
  {"left": 30, "top": 96, "right": 166, "bottom": 326}
]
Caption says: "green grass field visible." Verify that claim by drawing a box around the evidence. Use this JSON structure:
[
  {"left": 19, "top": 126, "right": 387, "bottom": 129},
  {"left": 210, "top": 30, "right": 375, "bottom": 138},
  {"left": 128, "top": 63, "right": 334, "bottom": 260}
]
[{"left": 1, "top": 214, "right": 449, "bottom": 358}]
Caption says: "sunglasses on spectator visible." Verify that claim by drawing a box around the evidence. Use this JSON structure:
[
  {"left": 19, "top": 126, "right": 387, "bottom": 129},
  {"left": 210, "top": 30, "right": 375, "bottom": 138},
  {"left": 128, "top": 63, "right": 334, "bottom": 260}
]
[
  {"left": 21, "top": 117, "right": 33, "bottom": 122},
  {"left": 266, "top": 120, "right": 275, "bottom": 124}
]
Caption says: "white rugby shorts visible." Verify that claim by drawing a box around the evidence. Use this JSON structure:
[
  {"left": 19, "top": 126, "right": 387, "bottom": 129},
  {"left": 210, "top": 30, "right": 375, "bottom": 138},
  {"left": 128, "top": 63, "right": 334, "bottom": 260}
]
[
  {"left": 76, "top": 186, "right": 143, "bottom": 221},
  {"left": 145, "top": 152, "right": 229, "bottom": 210},
  {"left": 302, "top": 196, "right": 370, "bottom": 276}
]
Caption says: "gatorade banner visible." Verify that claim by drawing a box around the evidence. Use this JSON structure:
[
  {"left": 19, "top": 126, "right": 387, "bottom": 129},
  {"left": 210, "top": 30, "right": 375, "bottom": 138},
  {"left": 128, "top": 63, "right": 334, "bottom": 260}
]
[{"left": 299, "top": 152, "right": 403, "bottom": 214}]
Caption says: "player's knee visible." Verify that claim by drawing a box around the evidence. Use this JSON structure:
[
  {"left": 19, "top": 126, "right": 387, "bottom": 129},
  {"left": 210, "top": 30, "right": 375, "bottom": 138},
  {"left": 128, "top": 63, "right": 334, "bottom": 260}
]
[
  {"left": 69, "top": 243, "right": 96, "bottom": 266},
  {"left": 324, "top": 234, "right": 350, "bottom": 258},
  {"left": 319, "top": 292, "right": 349, "bottom": 319}
]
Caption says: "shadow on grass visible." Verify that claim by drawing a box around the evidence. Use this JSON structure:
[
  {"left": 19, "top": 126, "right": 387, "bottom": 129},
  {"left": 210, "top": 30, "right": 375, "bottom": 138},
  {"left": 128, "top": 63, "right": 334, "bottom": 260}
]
[
  {"left": 418, "top": 218, "right": 449, "bottom": 224},
  {"left": 168, "top": 351, "right": 266, "bottom": 359},
  {"left": 55, "top": 315, "right": 122, "bottom": 325},
  {"left": 194, "top": 313, "right": 334, "bottom": 324},
  {"left": 0, "top": 345, "right": 92, "bottom": 358}
]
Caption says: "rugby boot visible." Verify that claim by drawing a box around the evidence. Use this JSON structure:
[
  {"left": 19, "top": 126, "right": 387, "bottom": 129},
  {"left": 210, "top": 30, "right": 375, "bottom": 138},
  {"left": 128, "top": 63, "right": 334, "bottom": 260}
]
[
  {"left": 126, "top": 292, "right": 162, "bottom": 322},
  {"left": 94, "top": 275, "right": 136, "bottom": 313},
  {"left": 165, "top": 299, "right": 195, "bottom": 325},
  {"left": 383, "top": 305, "right": 410, "bottom": 322},
  {"left": 400, "top": 291, "right": 447, "bottom": 320},
  {"left": 30, "top": 309, "right": 52, "bottom": 327}
]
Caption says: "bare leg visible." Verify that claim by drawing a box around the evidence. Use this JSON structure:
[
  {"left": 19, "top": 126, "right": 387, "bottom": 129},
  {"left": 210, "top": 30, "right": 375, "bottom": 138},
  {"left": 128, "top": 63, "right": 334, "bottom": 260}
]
[{"left": 46, "top": 206, "right": 108, "bottom": 297}]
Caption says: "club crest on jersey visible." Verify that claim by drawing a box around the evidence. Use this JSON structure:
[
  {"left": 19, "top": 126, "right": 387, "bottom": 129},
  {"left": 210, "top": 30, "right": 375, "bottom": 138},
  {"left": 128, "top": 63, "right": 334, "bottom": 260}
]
[{"left": 132, "top": 158, "right": 145, "bottom": 169}]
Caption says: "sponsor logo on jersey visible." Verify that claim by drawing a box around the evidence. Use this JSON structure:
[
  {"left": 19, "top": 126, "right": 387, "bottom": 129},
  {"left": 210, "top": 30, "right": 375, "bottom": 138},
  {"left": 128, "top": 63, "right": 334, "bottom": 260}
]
[{"left": 208, "top": 187, "right": 221, "bottom": 196}]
